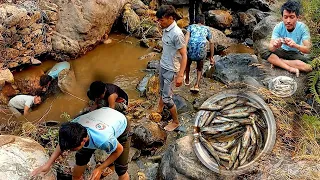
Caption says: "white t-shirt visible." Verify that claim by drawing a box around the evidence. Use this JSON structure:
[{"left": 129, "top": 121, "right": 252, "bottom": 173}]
[{"left": 8, "top": 95, "right": 35, "bottom": 110}]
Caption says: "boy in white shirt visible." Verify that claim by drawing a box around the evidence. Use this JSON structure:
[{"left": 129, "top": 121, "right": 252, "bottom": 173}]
[{"left": 8, "top": 94, "right": 42, "bottom": 117}]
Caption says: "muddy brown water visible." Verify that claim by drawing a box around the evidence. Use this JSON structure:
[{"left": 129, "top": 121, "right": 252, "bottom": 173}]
[{"left": 0, "top": 34, "right": 156, "bottom": 124}]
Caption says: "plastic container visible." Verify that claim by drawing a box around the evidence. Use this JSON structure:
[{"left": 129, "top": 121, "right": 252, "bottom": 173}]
[
  {"left": 268, "top": 76, "right": 297, "bottom": 97},
  {"left": 192, "top": 90, "right": 276, "bottom": 175}
]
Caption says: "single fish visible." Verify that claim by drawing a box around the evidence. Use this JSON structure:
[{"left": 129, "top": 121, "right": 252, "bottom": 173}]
[
  {"left": 223, "top": 137, "right": 240, "bottom": 150},
  {"left": 212, "top": 143, "right": 229, "bottom": 153},
  {"left": 234, "top": 118, "right": 252, "bottom": 125},
  {"left": 199, "top": 135, "right": 221, "bottom": 166},
  {"left": 217, "top": 151, "right": 231, "bottom": 162},
  {"left": 249, "top": 124, "right": 257, "bottom": 145},
  {"left": 239, "top": 126, "right": 252, "bottom": 160},
  {"left": 233, "top": 158, "right": 240, "bottom": 169},
  {"left": 244, "top": 101, "right": 263, "bottom": 110},
  {"left": 217, "top": 97, "right": 238, "bottom": 107},
  {"left": 229, "top": 142, "right": 239, "bottom": 169},
  {"left": 223, "top": 112, "right": 250, "bottom": 118},
  {"left": 204, "top": 111, "right": 219, "bottom": 126},
  {"left": 212, "top": 116, "right": 235, "bottom": 124},
  {"left": 240, "top": 145, "right": 256, "bottom": 166},
  {"left": 201, "top": 122, "right": 240, "bottom": 135},
  {"left": 211, "top": 127, "right": 245, "bottom": 141},
  {"left": 198, "top": 105, "right": 224, "bottom": 111},
  {"left": 222, "top": 106, "right": 253, "bottom": 114},
  {"left": 221, "top": 103, "right": 238, "bottom": 111},
  {"left": 235, "top": 98, "right": 248, "bottom": 105},
  {"left": 246, "top": 144, "right": 257, "bottom": 162},
  {"left": 199, "top": 111, "right": 211, "bottom": 127}
]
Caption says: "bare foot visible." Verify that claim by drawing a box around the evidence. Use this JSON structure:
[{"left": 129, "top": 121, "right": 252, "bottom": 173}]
[
  {"left": 289, "top": 68, "right": 300, "bottom": 77},
  {"left": 164, "top": 122, "right": 179, "bottom": 131}
]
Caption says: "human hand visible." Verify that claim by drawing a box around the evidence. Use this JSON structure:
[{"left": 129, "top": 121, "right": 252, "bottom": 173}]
[
  {"left": 30, "top": 164, "right": 51, "bottom": 177},
  {"left": 273, "top": 38, "right": 283, "bottom": 49},
  {"left": 283, "top": 38, "right": 297, "bottom": 48},
  {"left": 175, "top": 75, "right": 183, "bottom": 87},
  {"left": 210, "top": 56, "right": 215, "bottom": 66},
  {"left": 89, "top": 167, "right": 102, "bottom": 180}
]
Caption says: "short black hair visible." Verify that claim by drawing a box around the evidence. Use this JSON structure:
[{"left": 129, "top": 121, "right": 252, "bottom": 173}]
[
  {"left": 281, "top": 0, "right": 301, "bottom": 16},
  {"left": 88, "top": 81, "right": 105, "bottom": 99},
  {"left": 156, "top": 5, "right": 179, "bottom": 20},
  {"left": 59, "top": 122, "right": 88, "bottom": 151},
  {"left": 40, "top": 75, "right": 53, "bottom": 86},
  {"left": 195, "top": 14, "right": 205, "bottom": 24}
]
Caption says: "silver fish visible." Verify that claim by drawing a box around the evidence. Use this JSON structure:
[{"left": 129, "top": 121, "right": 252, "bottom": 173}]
[
  {"left": 216, "top": 97, "right": 238, "bottom": 107},
  {"left": 201, "top": 122, "right": 240, "bottom": 135},
  {"left": 199, "top": 135, "right": 221, "bottom": 166},
  {"left": 199, "top": 111, "right": 211, "bottom": 127},
  {"left": 204, "top": 111, "right": 219, "bottom": 126},
  {"left": 223, "top": 112, "right": 250, "bottom": 118},
  {"left": 239, "top": 126, "right": 251, "bottom": 160}
]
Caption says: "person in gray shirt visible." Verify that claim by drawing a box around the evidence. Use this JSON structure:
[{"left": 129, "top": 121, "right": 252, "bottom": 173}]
[{"left": 156, "top": 5, "right": 187, "bottom": 131}]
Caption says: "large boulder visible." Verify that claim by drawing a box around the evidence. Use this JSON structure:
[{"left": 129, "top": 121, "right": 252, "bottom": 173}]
[
  {"left": 122, "top": 3, "right": 141, "bottom": 34},
  {"left": 51, "top": 0, "right": 129, "bottom": 59},
  {"left": 211, "top": 53, "right": 265, "bottom": 85},
  {"left": 252, "top": 15, "right": 279, "bottom": 56},
  {"left": 238, "top": 11, "right": 257, "bottom": 35},
  {"left": 206, "top": 10, "right": 233, "bottom": 29},
  {"left": 132, "top": 120, "right": 167, "bottom": 154},
  {"left": 13, "top": 66, "right": 44, "bottom": 95},
  {"left": 0, "top": 135, "right": 56, "bottom": 180},
  {"left": 0, "top": 69, "right": 14, "bottom": 88},
  {"left": 208, "top": 27, "right": 234, "bottom": 51},
  {"left": 246, "top": 8, "right": 271, "bottom": 22},
  {"left": 159, "top": 135, "right": 220, "bottom": 180}
]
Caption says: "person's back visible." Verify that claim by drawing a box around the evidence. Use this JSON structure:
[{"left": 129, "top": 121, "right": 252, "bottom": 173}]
[
  {"left": 187, "top": 24, "right": 211, "bottom": 60},
  {"left": 9, "top": 95, "right": 35, "bottom": 110},
  {"left": 72, "top": 107, "right": 127, "bottom": 152}
]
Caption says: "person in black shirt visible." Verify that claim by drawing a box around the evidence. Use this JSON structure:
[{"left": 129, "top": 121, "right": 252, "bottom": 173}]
[{"left": 86, "top": 81, "right": 129, "bottom": 113}]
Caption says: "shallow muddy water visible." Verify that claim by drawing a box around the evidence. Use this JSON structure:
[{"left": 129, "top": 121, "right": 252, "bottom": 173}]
[{"left": 1, "top": 34, "right": 155, "bottom": 123}]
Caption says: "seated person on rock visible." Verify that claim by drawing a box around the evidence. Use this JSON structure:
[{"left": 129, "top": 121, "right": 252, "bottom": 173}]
[
  {"left": 40, "top": 61, "right": 71, "bottom": 91},
  {"left": 185, "top": 14, "right": 214, "bottom": 93},
  {"left": 86, "top": 81, "right": 129, "bottom": 113},
  {"left": 8, "top": 94, "right": 42, "bottom": 117},
  {"left": 261, "top": 0, "right": 312, "bottom": 77},
  {"left": 31, "top": 107, "right": 131, "bottom": 180}
]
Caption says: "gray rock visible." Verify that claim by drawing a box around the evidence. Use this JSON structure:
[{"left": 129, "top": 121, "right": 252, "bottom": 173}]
[
  {"left": 173, "top": 94, "right": 193, "bottom": 114},
  {"left": 146, "top": 60, "right": 160, "bottom": 71},
  {"left": 252, "top": 15, "right": 279, "bottom": 42},
  {"left": 246, "top": 8, "right": 271, "bottom": 22},
  {"left": 250, "top": 0, "right": 270, "bottom": 12},
  {"left": 137, "top": 73, "right": 154, "bottom": 97},
  {"left": 0, "top": 135, "right": 56, "bottom": 180},
  {"left": 145, "top": 163, "right": 159, "bottom": 180},
  {"left": 159, "top": 135, "right": 220, "bottom": 180},
  {"left": 132, "top": 120, "right": 167, "bottom": 154},
  {"left": 212, "top": 53, "right": 265, "bottom": 85}
]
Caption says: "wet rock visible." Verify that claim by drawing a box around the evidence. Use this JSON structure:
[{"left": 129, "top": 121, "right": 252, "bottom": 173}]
[
  {"left": 146, "top": 74, "right": 160, "bottom": 101},
  {"left": 0, "top": 135, "right": 56, "bottom": 180},
  {"left": 208, "top": 27, "right": 233, "bottom": 51},
  {"left": 245, "top": 38, "right": 254, "bottom": 46},
  {"left": 159, "top": 135, "right": 220, "bottom": 180},
  {"left": 207, "top": 10, "right": 233, "bottom": 29},
  {"left": 253, "top": 15, "right": 279, "bottom": 56},
  {"left": 52, "top": 31, "right": 80, "bottom": 58},
  {"left": 238, "top": 11, "right": 257, "bottom": 34},
  {"left": 177, "top": 18, "right": 189, "bottom": 28},
  {"left": 122, "top": 3, "right": 141, "bottom": 34},
  {"left": 250, "top": 0, "right": 270, "bottom": 12},
  {"left": 94, "top": 149, "right": 109, "bottom": 163},
  {"left": 212, "top": 54, "right": 265, "bottom": 85},
  {"left": 0, "top": 83, "right": 17, "bottom": 97},
  {"left": 137, "top": 73, "right": 154, "bottom": 97},
  {"left": 246, "top": 8, "right": 271, "bottom": 22},
  {"left": 129, "top": 147, "right": 141, "bottom": 162},
  {"left": 146, "top": 60, "right": 160, "bottom": 71},
  {"left": 13, "top": 66, "right": 44, "bottom": 95},
  {"left": 145, "top": 163, "right": 159, "bottom": 180},
  {"left": 173, "top": 94, "right": 193, "bottom": 114},
  {"left": 161, "top": 0, "right": 189, "bottom": 5},
  {"left": 252, "top": 15, "right": 279, "bottom": 42},
  {"left": 153, "top": 40, "right": 163, "bottom": 52},
  {"left": 50, "top": 0, "right": 128, "bottom": 59},
  {"left": 58, "top": 69, "right": 76, "bottom": 94},
  {"left": 132, "top": 120, "right": 167, "bottom": 154},
  {"left": 131, "top": 0, "right": 148, "bottom": 10},
  {"left": 134, "top": 19, "right": 161, "bottom": 38},
  {"left": 0, "top": 69, "right": 14, "bottom": 88},
  {"left": 140, "top": 38, "right": 151, "bottom": 48}
]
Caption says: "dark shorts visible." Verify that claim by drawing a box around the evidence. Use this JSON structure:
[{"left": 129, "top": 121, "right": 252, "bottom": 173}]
[
  {"left": 260, "top": 48, "right": 310, "bottom": 62},
  {"left": 75, "top": 120, "right": 131, "bottom": 176},
  {"left": 187, "top": 58, "right": 204, "bottom": 71}
]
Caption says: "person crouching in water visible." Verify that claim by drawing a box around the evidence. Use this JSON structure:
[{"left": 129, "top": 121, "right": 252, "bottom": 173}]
[{"left": 8, "top": 94, "right": 42, "bottom": 117}]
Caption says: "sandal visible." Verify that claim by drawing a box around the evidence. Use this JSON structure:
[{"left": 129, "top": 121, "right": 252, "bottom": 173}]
[
  {"left": 184, "top": 75, "right": 191, "bottom": 86},
  {"left": 190, "top": 86, "right": 200, "bottom": 93}
]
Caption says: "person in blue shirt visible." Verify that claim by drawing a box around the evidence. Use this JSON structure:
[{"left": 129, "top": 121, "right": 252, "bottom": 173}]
[
  {"left": 185, "top": 14, "right": 214, "bottom": 93},
  {"left": 261, "top": 0, "right": 312, "bottom": 77},
  {"left": 31, "top": 107, "right": 131, "bottom": 180},
  {"left": 40, "top": 61, "right": 71, "bottom": 91}
]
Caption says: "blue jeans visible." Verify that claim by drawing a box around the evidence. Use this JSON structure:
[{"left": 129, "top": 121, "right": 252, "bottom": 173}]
[{"left": 159, "top": 67, "right": 176, "bottom": 109}]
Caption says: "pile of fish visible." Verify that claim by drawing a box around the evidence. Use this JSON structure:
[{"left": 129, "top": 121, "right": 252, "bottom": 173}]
[
  {"left": 269, "top": 76, "right": 297, "bottom": 97},
  {"left": 196, "top": 96, "right": 267, "bottom": 170}
]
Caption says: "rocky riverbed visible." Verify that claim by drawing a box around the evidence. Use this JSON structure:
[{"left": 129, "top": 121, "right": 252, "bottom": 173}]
[{"left": 1, "top": 0, "right": 320, "bottom": 179}]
